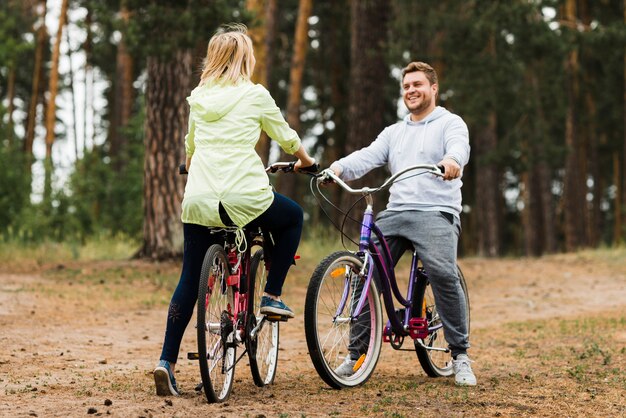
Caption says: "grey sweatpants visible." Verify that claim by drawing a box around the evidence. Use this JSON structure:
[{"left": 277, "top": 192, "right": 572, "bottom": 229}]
[{"left": 348, "top": 209, "right": 470, "bottom": 358}]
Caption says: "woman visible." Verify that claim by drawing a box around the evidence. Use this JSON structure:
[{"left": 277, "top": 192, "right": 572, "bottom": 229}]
[{"left": 154, "top": 23, "right": 316, "bottom": 396}]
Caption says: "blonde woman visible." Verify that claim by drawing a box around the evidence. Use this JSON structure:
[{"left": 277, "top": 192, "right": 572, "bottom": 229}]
[{"left": 154, "top": 23, "right": 316, "bottom": 396}]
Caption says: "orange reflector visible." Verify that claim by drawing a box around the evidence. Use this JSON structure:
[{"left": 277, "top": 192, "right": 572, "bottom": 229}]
[
  {"left": 330, "top": 267, "right": 344, "bottom": 278},
  {"left": 294, "top": 254, "right": 301, "bottom": 260},
  {"left": 353, "top": 353, "right": 366, "bottom": 371}
]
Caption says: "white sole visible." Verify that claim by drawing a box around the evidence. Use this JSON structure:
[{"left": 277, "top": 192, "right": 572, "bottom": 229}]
[
  {"left": 260, "top": 306, "right": 294, "bottom": 318},
  {"left": 154, "top": 367, "right": 179, "bottom": 396}
]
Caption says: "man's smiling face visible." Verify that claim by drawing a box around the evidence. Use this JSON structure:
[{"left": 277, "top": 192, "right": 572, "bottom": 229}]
[{"left": 402, "top": 71, "right": 438, "bottom": 117}]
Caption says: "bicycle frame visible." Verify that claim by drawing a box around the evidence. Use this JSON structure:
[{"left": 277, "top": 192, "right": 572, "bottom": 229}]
[
  {"left": 216, "top": 228, "right": 266, "bottom": 344},
  {"left": 324, "top": 165, "right": 444, "bottom": 341}
]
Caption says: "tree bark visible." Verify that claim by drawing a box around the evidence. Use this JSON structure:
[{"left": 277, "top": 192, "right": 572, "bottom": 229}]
[
  {"left": 64, "top": 19, "right": 79, "bottom": 160},
  {"left": 140, "top": 50, "right": 193, "bottom": 260},
  {"left": 110, "top": 2, "right": 134, "bottom": 169},
  {"left": 247, "top": 0, "right": 277, "bottom": 165},
  {"left": 562, "top": 0, "right": 586, "bottom": 251},
  {"left": 622, "top": 0, "right": 626, "bottom": 242},
  {"left": 6, "top": 66, "right": 16, "bottom": 147},
  {"left": 473, "top": 33, "right": 501, "bottom": 257},
  {"left": 276, "top": 0, "right": 313, "bottom": 197},
  {"left": 474, "top": 111, "right": 500, "bottom": 257},
  {"left": 43, "top": 0, "right": 69, "bottom": 201},
  {"left": 83, "top": 5, "right": 93, "bottom": 153},
  {"left": 25, "top": 0, "right": 47, "bottom": 161}
]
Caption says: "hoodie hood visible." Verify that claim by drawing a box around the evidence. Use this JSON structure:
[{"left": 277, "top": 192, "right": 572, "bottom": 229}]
[
  {"left": 403, "top": 106, "right": 450, "bottom": 124},
  {"left": 397, "top": 106, "right": 452, "bottom": 153},
  {"left": 187, "top": 80, "right": 253, "bottom": 122}
]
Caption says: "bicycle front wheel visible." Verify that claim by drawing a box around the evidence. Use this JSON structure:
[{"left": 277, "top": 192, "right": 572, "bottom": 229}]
[
  {"left": 246, "top": 248, "right": 279, "bottom": 387},
  {"left": 304, "top": 251, "right": 383, "bottom": 389},
  {"left": 197, "top": 244, "right": 237, "bottom": 403},
  {"left": 414, "top": 266, "right": 470, "bottom": 377}
]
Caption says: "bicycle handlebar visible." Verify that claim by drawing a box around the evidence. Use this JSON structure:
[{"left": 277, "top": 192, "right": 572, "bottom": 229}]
[
  {"left": 265, "top": 161, "right": 320, "bottom": 175},
  {"left": 317, "top": 164, "right": 444, "bottom": 195},
  {"left": 179, "top": 161, "right": 320, "bottom": 176}
]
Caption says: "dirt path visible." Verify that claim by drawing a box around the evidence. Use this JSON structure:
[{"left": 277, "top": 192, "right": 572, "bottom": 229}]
[{"left": 1, "top": 252, "right": 625, "bottom": 417}]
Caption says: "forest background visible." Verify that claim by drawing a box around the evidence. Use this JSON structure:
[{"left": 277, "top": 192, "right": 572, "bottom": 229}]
[{"left": 1, "top": 0, "right": 625, "bottom": 260}]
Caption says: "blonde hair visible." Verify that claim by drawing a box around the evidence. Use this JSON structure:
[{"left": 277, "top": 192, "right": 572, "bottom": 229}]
[{"left": 199, "top": 23, "right": 254, "bottom": 85}]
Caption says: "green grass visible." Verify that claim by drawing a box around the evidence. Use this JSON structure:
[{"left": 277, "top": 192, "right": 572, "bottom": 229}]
[{"left": 0, "top": 235, "right": 140, "bottom": 270}]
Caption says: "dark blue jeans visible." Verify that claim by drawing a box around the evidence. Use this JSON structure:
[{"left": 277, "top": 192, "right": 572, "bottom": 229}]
[{"left": 159, "top": 193, "right": 303, "bottom": 364}]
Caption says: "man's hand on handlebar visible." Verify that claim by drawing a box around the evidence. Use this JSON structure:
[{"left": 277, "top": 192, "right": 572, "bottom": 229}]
[{"left": 437, "top": 158, "right": 460, "bottom": 181}]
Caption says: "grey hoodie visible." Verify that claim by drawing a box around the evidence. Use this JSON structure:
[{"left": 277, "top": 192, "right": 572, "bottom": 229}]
[{"left": 332, "top": 106, "right": 470, "bottom": 217}]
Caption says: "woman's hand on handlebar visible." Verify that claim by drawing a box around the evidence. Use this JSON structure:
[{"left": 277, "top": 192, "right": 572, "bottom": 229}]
[{"left": 293, "top": 145, "right": 317, "bottom": 173}]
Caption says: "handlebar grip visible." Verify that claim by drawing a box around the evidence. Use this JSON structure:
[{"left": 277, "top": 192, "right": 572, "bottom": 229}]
[
  {"left": 437, "top": 165, "right": 445, "bottom": 174},
  {"left": 179, "top": 164, "right": 188, "bottom": 175},
  {"left": 298, "top": 162, "right": 320, "bottom": 173}
]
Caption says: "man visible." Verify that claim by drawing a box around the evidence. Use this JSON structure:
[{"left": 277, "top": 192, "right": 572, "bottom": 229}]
[{"left": 328, "top": 61, "right": 475, "bottom": 386}]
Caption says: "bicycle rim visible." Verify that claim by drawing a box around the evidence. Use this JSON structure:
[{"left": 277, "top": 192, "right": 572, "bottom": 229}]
[
  {"left": 197, "top": 244, "right": 237, "bottom": 402},
  {"left": 414, "top": 266, "right": 470, "bottom": 377},
  {"left": 246, "top": 249, "right": 279, "bottom": 386},
  {"left": 304, "top": 251, "right": 382, "bottom": 388}
]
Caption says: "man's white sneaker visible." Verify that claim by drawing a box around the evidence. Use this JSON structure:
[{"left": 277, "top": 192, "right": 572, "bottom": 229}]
[
  {"left": 334, "top": 355, "right": 357, "bottom": 377},
  {"left": 452, "top": 354, "right": 476, "bottom": 386}
]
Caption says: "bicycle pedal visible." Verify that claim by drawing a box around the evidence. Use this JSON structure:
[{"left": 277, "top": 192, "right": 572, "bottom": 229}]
[
  {"left": 265, "top": 314, "right": 288, "bottom": 322},
  {"left": 408, "top": 317, "right": 429, "bottom": 339},
  {"left": 187, "top": 352, "right": 200, "bottom": 360},
  {"left": 194, "top": 382, "right": 203, "bottom": 392}
]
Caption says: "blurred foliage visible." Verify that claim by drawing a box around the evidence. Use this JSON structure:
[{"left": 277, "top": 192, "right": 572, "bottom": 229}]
[{"left": 0, "top": 0, "right": 625, "bottom": 256}]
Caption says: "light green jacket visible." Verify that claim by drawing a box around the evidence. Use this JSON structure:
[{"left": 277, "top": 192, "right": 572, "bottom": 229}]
[{"left": 181, "top": 80, "right": 301, "bottom": 227}]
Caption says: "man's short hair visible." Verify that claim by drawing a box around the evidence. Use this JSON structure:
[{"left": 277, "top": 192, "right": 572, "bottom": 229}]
[{"left": 401, "top": 61, "right": 438, "bottom": 86}]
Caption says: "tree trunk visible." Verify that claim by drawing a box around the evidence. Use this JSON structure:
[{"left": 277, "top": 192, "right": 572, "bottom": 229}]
[
  {"left": 110, "top": 3, "right": 134, "bottom": 170},
  {"left": 25, "top": 0, "right": 47, "bottom": 161},
  {"left": 276, "top": 0, "right": 313, "bottom": 197},
  {"left": 562, "top": 0, "right": 585, "bottom": 251},
  {"left": 83, "top": 5, "right": 93, "bottom": 153},
  {"left": 43, "top": 0, "right": 68, "bottom": 201},
  {"left": 614, "top": 152, "right": 622, "bottom": 244},
  {"left": 473, "top": 33, "right": 501, "bottom": 257},
  {"left": 247, "top": 0, "right": 277, "bottom": 165},
  {"left": 622, "top": 0, "right": 626, "bottom": 242},
  {"left": 474, "top": 111, "right": 500, "bottom": 257},
  {"left": 6, "top": 66, "right": 16, "bottom": 147},
  {"left": 140, "top": 50, "right": 193, "bottom": 260},
  {"left": 346, "top": 0, "right": 388, "bottom": 155},
  {"left": 64, "top": 19, "right": 79, "bottom": 160}
]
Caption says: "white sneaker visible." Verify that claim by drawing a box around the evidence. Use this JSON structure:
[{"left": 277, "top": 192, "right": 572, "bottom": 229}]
[
  {"left": 334, "top": 355, "right": 357, "bottom": 377},
  {"left": 452, "top": 354, "right": 476, "bottom": 386}
]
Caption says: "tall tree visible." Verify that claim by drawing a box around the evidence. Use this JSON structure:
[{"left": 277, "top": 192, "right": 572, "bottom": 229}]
[
  {"left": 472, "top": 31, "right": 501, "bottom": 257},
  {"left": 561, "top": 0, "right": 586, "bottom": 251},
  {"left": 25, "top": 0, "right": 47, "bottom": 161},
  {"left": 276, "top": 0, "right": 312, "bottom": 198},
  {"left": 128, "top": 0, "right": 233, "bottom": 259},
  {"left": 346, "top": 0, "right": 389, "bottom": 156},
  {"left": 247, "top": 0, "right": 277, "bottom": 165},
  {"left": 110, "top": 1, "right": 134, "bottom": 169},
  {"left": 43, "top": 0, "right": 69, "bottom": 201},
  {"left": 141, "top": 51, "right": 192, "bottom": 259}
]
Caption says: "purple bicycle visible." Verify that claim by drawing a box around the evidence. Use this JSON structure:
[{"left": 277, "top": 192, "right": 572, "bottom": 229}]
[{"left": 304, "top": 164, "right": 470, "bottom": 388}]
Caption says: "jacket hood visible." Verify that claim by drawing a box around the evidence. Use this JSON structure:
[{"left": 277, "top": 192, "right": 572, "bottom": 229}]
[
  {"left": 187, "top": 80, "right": 253, "bottom": 122},
  {"left": 403, "top": 106, "right": 450, "bottom": 125}
]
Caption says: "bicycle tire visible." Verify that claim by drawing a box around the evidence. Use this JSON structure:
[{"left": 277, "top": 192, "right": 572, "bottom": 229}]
[
  {"left": 197, "top": 244, "right": 237, "bottom": 403},
  {"left": 414, "top": 266, "right": 470, "bottom": 377},
  {"left": 246, "top": 248, "right": 279, "bottom": 387},
  {"left": 304, "top": 251, "right": 383, "bottom": 389}
]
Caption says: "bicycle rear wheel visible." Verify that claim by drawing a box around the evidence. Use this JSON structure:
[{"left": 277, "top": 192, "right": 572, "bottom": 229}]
[
  {"left": 304, "top": 251, "right": 383, "bottom": 389},
  {"left": 246, "top": 248, "right": 279, "bottom": 386},
  {"left": 414, "top": 266, "right": 470, "bottom": 377},
  {"left": 197, "top": 244, "right": 236, "bottom": 403}
]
